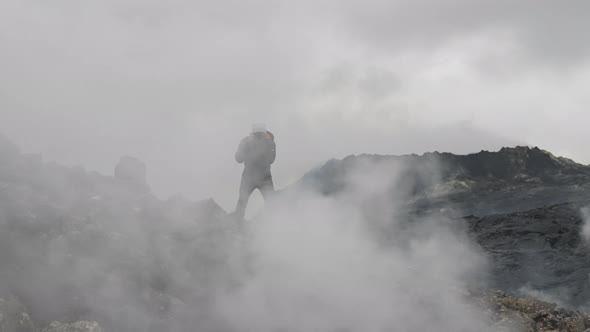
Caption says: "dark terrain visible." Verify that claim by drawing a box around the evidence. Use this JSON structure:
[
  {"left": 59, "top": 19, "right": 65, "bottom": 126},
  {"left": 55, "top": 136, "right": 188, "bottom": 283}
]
[
  {"left": 301, "top": 146, "right": 590, "bottom": 216},
  {"left": 2, "top": 133, "right": 590, "bottom": 331},
  {"left": 300, "top": 146, "right": 590, "bottom": 310}
]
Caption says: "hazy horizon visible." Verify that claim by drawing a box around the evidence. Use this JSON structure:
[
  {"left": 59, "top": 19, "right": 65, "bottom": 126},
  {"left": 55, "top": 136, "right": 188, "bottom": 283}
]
[{"left": 2, "top": 0, "right": 589, "bottom": 210}]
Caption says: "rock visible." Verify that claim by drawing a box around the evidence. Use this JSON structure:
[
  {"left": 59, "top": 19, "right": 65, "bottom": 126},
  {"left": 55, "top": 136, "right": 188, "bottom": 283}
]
[
  {"left": 0, "top": 297, "right": 37, "bottom": 332},
  {"left": 0, "top": 133, "right": 20, "bottom": 158},
  {"left": 495, "top": 291, "right": 557, "bottom": 314},
  {"left": 0, "top": 136, "right": 228, "bottom": 331},
  {"left": 481, "top": 291, "right": 589, "bottom": 332},
  {"left": 42, "top": 321, "right": 102, "bottom": 332},
  {"left": 493, "top": 309, "right": 535, "bottom": 332},
  {"left": 467, "top": 204, "right": 590, "bottom": 306},
  {"left": 298, "top": 146, "right": 590, "bottom": 216},
  {"left": 114, "top": 156, "right": 148, "bottom": 189}
]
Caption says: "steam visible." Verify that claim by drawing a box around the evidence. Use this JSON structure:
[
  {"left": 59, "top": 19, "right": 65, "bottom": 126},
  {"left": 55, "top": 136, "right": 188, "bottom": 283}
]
[
  {"left": 0, "top": 136, "right": 501, "bottom": 331},
  {"left": 217, "top": 194, "right": 491, "bottom": 331},
  {"left": 214, "top": 159, "right": 494, "bottom": 332},
  {"left": 517, "top": 286, "right": 567, "bottom": 309}
]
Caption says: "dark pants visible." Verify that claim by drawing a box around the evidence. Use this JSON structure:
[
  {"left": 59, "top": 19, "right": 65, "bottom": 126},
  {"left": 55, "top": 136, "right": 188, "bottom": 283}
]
[{"left": 234, "top": 174, "right": 274, "bottom": 219}]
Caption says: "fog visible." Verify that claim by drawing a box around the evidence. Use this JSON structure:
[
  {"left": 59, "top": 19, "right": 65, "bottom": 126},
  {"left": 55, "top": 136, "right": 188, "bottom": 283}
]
[
  {"left": 1, "top": 2, "right": 589, "bottom": 328},
  {"left": 0, "top": 140, "right": 508, "bottom": 331},
  {"left": 2, "top": 0, "right": 590, "bottom": 211},
  {"left": 214, "top": 159, "right": 496, "bottom": 331},
  {"left": 217, "top": 195, "right": 490, "bottom": 331}
]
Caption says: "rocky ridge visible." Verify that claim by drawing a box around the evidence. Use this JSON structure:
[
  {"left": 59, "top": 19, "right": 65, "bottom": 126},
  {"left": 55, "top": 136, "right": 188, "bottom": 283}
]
[
  {"left": 298, "top": 147, "right": 590, "bottom": 317},
  {"left": 300, "top": 146, "right": 590, "bottom": 216}
]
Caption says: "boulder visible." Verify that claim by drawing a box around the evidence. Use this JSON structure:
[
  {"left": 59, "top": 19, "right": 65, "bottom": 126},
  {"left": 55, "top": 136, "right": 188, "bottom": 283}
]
[
  {"left": 114, "top": 156, "right": 148, "bottom": 189},
  {"left": 0, "top": 133, "right": 19, "bottom": 158}
]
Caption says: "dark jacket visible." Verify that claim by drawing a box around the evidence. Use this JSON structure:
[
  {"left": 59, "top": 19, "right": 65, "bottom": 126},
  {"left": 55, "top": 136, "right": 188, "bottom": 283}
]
[{"left": 235, "top": 131, "right": 276, "bottom": 178}]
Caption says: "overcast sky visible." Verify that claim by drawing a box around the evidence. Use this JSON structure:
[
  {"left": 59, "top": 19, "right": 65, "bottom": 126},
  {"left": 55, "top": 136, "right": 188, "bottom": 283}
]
[{"left": 1, "top": 0, "right": 589, "bottom": 209}]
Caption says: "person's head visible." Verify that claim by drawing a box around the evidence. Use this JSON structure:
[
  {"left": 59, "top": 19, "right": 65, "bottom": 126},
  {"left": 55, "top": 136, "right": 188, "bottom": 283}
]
[{"left": 251, "top": 123, "right": 267, "bottom": 133}]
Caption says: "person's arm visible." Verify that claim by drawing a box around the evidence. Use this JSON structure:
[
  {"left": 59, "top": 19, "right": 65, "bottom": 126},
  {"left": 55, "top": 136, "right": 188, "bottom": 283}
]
[
  {"left": 270, "top": 139, "right": 276, "bottom": 164},
  {"left": 235, "top": 138, "right": 247, "bottom": 163},
  {"left": 266, "top": 132, "right": 276, "bottom": 164}
]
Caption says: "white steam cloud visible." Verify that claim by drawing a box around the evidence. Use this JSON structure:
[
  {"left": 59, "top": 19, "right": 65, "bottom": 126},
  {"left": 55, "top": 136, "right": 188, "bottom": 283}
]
[{"left": 214, "top": 160, "right": 495, "bottom": 332}]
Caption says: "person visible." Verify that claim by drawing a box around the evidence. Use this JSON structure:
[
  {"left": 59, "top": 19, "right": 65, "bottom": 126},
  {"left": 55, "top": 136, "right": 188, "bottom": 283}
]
[{"left": 233, "top": 123, "right": 276, "bottom": 218}]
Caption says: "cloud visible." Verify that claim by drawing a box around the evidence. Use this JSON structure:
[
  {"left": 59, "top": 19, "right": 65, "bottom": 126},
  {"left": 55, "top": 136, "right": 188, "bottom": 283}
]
[{"left": 329, "top": 0, "right": 590, "bottom": 66}]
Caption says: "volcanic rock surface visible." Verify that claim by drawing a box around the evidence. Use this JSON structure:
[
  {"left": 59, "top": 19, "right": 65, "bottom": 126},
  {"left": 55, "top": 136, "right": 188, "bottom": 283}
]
[
  {"left": 299, "top": 146, "right": 590, "bottom": 310},
  {"left": 300, "top": 146, "right": 590, "bottom": 216},
  {"left": 2, "top": 131, "right": 590, "bottom": 331},
  {"left": 0, "top": 135, "right": 237, "bottom": 331}
]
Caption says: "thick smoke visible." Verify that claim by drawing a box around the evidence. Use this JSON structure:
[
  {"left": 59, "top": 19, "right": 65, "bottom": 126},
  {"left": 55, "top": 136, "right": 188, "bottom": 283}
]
[
  {"left": 214, "top": 158, "right": 496, "bottom": 332},
  {"left": 0, "top": 134, "right": 504, "bottom": 331},
  {"left": 217, "top": 195, "right": 490, "bottom": 331}
]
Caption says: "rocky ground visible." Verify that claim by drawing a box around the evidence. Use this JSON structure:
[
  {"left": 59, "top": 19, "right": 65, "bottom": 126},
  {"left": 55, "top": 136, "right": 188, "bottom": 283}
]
[
  {"left": 2, "top": 131, "right": 590, "bottom": 331},
  {"left": 5, "top": 291, "right": 590, "bottom": 332},
  {"left": 0, "top": 296, "right": 101, "bottom": 332},
  {"left": 466, "top": 203, "right": 590, "bottom": 308},
  {"left": 300, "top": 146, "right": 590, "bottom": 217},
  {"left": 480, "top": 290, "right": 590, "bottom": 332},
  {"left": 300, "top": 146, "right": 590, "bottom": 303},
  {"left": 296, "top": 146, "right": 590, "bottom": 331},
  {"left": 0, "top": 134, "right": 238, "bottom": 331}
]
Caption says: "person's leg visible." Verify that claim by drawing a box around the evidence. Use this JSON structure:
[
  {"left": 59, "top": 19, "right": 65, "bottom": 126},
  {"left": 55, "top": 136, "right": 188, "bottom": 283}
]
[
  {"left": 234, "top": 176, "right": 256, "bottom": 218},
  {"left": 258, "top": 175, "right": 275, "bottom": 201}
]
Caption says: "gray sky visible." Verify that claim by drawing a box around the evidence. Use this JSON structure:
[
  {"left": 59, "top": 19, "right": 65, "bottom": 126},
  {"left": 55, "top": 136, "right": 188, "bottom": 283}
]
[{"left": 1, "top": 0, "right": 589, "bottom": 209}]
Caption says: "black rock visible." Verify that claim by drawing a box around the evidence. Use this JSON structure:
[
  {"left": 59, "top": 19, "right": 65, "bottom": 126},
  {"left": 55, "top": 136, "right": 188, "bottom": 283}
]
[{"left": 466, "top": 203, "right": 590, "bottom": 307}]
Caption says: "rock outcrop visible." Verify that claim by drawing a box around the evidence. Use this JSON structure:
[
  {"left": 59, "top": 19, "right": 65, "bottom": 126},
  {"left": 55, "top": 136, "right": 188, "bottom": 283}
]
[
  {"left": 299, "top": 146, "right": 590, "bottom": 216},
  {"left": 298, "top": 147, "right": 590, "bottom": 309},
  {"left": 114, "top": 155, "right": 149, "bottom": 190},
  {"left": 0, "top": 133, "right": 19, "bottom": 158},
  {"left": 466, "top": 203, "right": 590, "bottom": 307},
  {"left": 482, "top": 291, "right": 589, "bottom": 332},
  {"left": 0, "top": 135, "right": 232, "bottom": 331}
]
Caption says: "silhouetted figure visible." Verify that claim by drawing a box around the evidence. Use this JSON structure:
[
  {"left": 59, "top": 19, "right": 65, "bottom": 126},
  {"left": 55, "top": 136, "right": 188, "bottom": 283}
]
[{"left": 233, "top": 124, "right": 276, "bottom": 218}]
